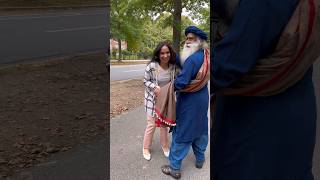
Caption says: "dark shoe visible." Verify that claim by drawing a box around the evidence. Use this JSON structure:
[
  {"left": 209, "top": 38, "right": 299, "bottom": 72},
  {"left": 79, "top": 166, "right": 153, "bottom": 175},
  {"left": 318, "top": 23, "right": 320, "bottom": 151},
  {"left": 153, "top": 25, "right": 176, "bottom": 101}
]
[
  {"left": 161, "top": 165, "right": 181, "bottom": 179},
  {"left": 195, "top": 160, "right": 205, "bottom": 169}
]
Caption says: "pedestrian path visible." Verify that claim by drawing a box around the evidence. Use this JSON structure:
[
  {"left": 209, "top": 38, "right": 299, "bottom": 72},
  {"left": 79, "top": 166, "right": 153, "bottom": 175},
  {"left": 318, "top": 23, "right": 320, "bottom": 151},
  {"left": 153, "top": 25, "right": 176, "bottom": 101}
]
[{"left": 110, "top": 106, "right": 210, "bottom": 180}]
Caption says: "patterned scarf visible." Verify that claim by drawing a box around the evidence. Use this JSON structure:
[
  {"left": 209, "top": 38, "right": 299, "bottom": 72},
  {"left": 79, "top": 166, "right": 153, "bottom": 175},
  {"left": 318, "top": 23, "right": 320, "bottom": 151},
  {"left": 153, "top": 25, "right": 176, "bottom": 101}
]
[
  {"left": 154, "top": 49, "right": 210, "bottom": 127},
  {"left": 216, "top": 0, "right": 320, "bottom": 96}
]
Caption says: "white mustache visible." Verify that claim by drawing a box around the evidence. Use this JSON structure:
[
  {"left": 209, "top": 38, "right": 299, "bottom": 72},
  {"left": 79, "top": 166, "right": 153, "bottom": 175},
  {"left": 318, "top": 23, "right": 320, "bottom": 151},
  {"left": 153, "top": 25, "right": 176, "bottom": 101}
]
[{"left": 180, "top": 41, "right": 201, "bottom": 65}]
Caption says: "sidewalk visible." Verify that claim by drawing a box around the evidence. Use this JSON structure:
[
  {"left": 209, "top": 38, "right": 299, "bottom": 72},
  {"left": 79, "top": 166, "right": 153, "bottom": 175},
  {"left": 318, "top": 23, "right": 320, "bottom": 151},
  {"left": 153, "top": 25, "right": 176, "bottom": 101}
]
[
  {"left": 3, "top": 136, "right": 107, "bottom": 180},
  {"left": 110, "top": 106, "right": 210, "bottom": 180}
]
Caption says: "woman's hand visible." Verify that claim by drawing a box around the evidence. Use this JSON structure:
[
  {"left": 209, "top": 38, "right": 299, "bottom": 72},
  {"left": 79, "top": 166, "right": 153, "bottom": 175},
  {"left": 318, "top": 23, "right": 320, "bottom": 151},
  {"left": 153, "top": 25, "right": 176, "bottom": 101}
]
[{"left": 154, "top": 86, "right": 161, "bottom": 97}]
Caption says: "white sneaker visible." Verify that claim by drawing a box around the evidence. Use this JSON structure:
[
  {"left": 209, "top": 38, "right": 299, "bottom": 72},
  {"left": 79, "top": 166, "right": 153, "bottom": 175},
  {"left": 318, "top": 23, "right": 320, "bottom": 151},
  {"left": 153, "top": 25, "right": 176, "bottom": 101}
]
[
  {"left": 143, "top": 149, "right": 151, "bottom": 161},
  {"left": 162, "top": 147, "right": 170, "bottom": 158}
]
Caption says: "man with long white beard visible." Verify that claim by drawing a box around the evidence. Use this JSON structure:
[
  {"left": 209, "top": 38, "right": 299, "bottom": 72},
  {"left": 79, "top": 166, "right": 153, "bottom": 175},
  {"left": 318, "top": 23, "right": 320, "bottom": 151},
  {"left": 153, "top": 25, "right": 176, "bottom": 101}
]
[{"left": 161, "top": 26, "right": 209, "bottom": 179}]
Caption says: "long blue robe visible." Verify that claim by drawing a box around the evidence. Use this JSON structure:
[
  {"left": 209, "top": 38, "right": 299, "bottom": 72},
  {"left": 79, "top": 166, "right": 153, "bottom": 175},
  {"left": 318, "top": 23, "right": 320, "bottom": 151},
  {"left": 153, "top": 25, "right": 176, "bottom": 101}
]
[
  {"left": 211, "top": 0, "right": 317, "bottom": 179},
  {"left": 174, "top": 49, "right": 209, "bottom": 143}
]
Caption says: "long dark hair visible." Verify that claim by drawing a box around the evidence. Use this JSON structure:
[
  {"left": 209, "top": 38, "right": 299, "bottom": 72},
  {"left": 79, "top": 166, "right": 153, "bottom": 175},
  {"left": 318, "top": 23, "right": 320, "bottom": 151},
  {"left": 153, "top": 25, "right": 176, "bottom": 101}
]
[{"left": 149, "top": 41, "right": 176, "bottom": 65}]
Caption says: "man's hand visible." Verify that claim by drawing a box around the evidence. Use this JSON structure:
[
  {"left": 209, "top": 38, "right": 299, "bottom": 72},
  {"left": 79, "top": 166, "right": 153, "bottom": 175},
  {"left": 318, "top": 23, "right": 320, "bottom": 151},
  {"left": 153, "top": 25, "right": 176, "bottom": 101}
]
[{"left": 154, "top": 86, "right": 161, "bottom": 97}]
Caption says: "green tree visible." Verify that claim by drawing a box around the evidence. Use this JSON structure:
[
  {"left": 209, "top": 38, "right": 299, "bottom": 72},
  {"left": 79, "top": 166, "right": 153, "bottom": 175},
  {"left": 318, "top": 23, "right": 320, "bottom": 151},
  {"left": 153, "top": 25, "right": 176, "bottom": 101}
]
[
  {"left": 138, "top": 0, "right": 209, "bottom": 52},
  {"left": 157, "top": 13, "right": 195, "bottom": 47},
  {"left": 137, "top": 13, "right": 193, "bottom": 59},
  {"left": 190, "top": 5, "right": 210, "bottom": 37},
  {"left": 110, "top": 0, "right": 145, "bottom": 61},
  {"left": 137, "top": 14, "right": 172, "bottom": 59}
]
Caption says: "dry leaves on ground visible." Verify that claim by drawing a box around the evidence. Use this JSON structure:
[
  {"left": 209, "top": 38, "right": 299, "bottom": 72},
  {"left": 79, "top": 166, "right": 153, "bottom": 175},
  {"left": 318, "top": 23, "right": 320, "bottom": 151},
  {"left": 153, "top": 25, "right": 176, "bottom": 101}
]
[{"left": 110, "top": 79, "right": 144, "bottom": 119}]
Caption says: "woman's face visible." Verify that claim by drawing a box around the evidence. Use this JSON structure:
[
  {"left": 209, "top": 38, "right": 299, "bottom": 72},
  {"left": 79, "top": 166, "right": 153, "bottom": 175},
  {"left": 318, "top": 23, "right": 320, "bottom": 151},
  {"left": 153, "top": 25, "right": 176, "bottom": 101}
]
[{"left": 159, "top": 45, "right": 171, "bottom": 64}]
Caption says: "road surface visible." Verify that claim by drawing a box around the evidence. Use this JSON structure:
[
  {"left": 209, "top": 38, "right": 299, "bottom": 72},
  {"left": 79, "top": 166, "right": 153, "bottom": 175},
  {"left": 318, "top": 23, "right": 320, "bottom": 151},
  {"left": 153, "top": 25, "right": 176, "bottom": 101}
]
[
  {"left": 110, "top": 64, "right": 145, "bottom": 81},
  {"left": 0, "top": 8, "right": 107, "bottom": 64}
]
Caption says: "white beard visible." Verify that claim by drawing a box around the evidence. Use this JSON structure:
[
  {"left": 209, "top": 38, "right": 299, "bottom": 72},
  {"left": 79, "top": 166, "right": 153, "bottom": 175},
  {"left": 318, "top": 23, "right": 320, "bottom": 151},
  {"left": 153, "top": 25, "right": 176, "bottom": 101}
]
[{"left": 180, "top": 40, "right": 201, "bottom": 65}]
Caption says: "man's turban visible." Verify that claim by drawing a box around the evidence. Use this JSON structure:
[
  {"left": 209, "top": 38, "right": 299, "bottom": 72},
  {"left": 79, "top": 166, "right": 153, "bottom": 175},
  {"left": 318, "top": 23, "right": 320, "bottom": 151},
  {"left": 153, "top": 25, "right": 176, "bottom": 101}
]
[{"left": 185, "top": 26, "right": 208, "bottom": 41}]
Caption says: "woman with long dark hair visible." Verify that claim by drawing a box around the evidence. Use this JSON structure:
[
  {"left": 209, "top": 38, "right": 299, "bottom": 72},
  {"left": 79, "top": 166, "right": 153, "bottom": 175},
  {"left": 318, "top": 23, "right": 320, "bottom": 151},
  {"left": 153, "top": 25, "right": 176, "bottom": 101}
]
[{"left": 142, "top": 41, "right": 176, "bottom": 160}]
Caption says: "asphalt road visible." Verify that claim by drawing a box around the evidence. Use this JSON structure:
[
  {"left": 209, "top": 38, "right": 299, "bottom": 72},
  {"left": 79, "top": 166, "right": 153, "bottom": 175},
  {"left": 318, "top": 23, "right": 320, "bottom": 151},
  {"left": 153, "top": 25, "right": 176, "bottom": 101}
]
[
  {"left": 110, "top": 64, "right": 146, "bottom": 81},
  {"left": 0, "top": 8, "right": 107, "bottom": 64}
]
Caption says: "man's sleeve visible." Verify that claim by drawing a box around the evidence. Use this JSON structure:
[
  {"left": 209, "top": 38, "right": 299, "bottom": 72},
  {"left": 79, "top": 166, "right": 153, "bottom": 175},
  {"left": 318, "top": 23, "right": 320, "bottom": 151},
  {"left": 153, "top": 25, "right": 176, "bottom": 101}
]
[
  {"left": 211, "top": 0, "right": 299, "bottom": 89},
  {"left": 174, "top": 57, "right": 198, "bottom": 90}
]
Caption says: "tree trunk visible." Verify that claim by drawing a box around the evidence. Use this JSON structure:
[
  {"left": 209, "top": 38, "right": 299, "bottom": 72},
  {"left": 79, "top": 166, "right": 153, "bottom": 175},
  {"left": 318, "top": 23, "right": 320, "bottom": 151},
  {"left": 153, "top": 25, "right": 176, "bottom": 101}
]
[
  {"left": 117, "top": 37, "right": 122, "bottom": 62},
  {"left": 173, "top": 0, "right": 182, "bottom": 53}
]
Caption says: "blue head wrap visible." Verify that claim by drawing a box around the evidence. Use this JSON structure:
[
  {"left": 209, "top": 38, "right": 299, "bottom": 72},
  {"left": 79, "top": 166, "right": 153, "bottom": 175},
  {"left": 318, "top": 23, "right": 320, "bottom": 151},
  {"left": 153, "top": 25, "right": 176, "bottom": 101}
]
[{"left": 185, "top": 26, "right": 208, "bottom": 41}]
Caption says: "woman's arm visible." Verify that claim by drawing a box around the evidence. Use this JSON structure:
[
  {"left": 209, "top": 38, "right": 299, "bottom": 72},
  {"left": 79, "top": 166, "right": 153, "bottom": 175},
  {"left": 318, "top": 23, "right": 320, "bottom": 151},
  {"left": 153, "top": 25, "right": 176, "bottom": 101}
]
[{"left": 143, "top": 63, "right": 157, "bottom": 91}]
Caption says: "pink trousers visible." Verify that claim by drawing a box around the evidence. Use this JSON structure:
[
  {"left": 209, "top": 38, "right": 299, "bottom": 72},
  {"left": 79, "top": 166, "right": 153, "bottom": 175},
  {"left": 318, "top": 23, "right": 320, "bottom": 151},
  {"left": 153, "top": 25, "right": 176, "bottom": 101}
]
[{"left": 143, "top": 116, "right": 169, "bottom": 149}]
